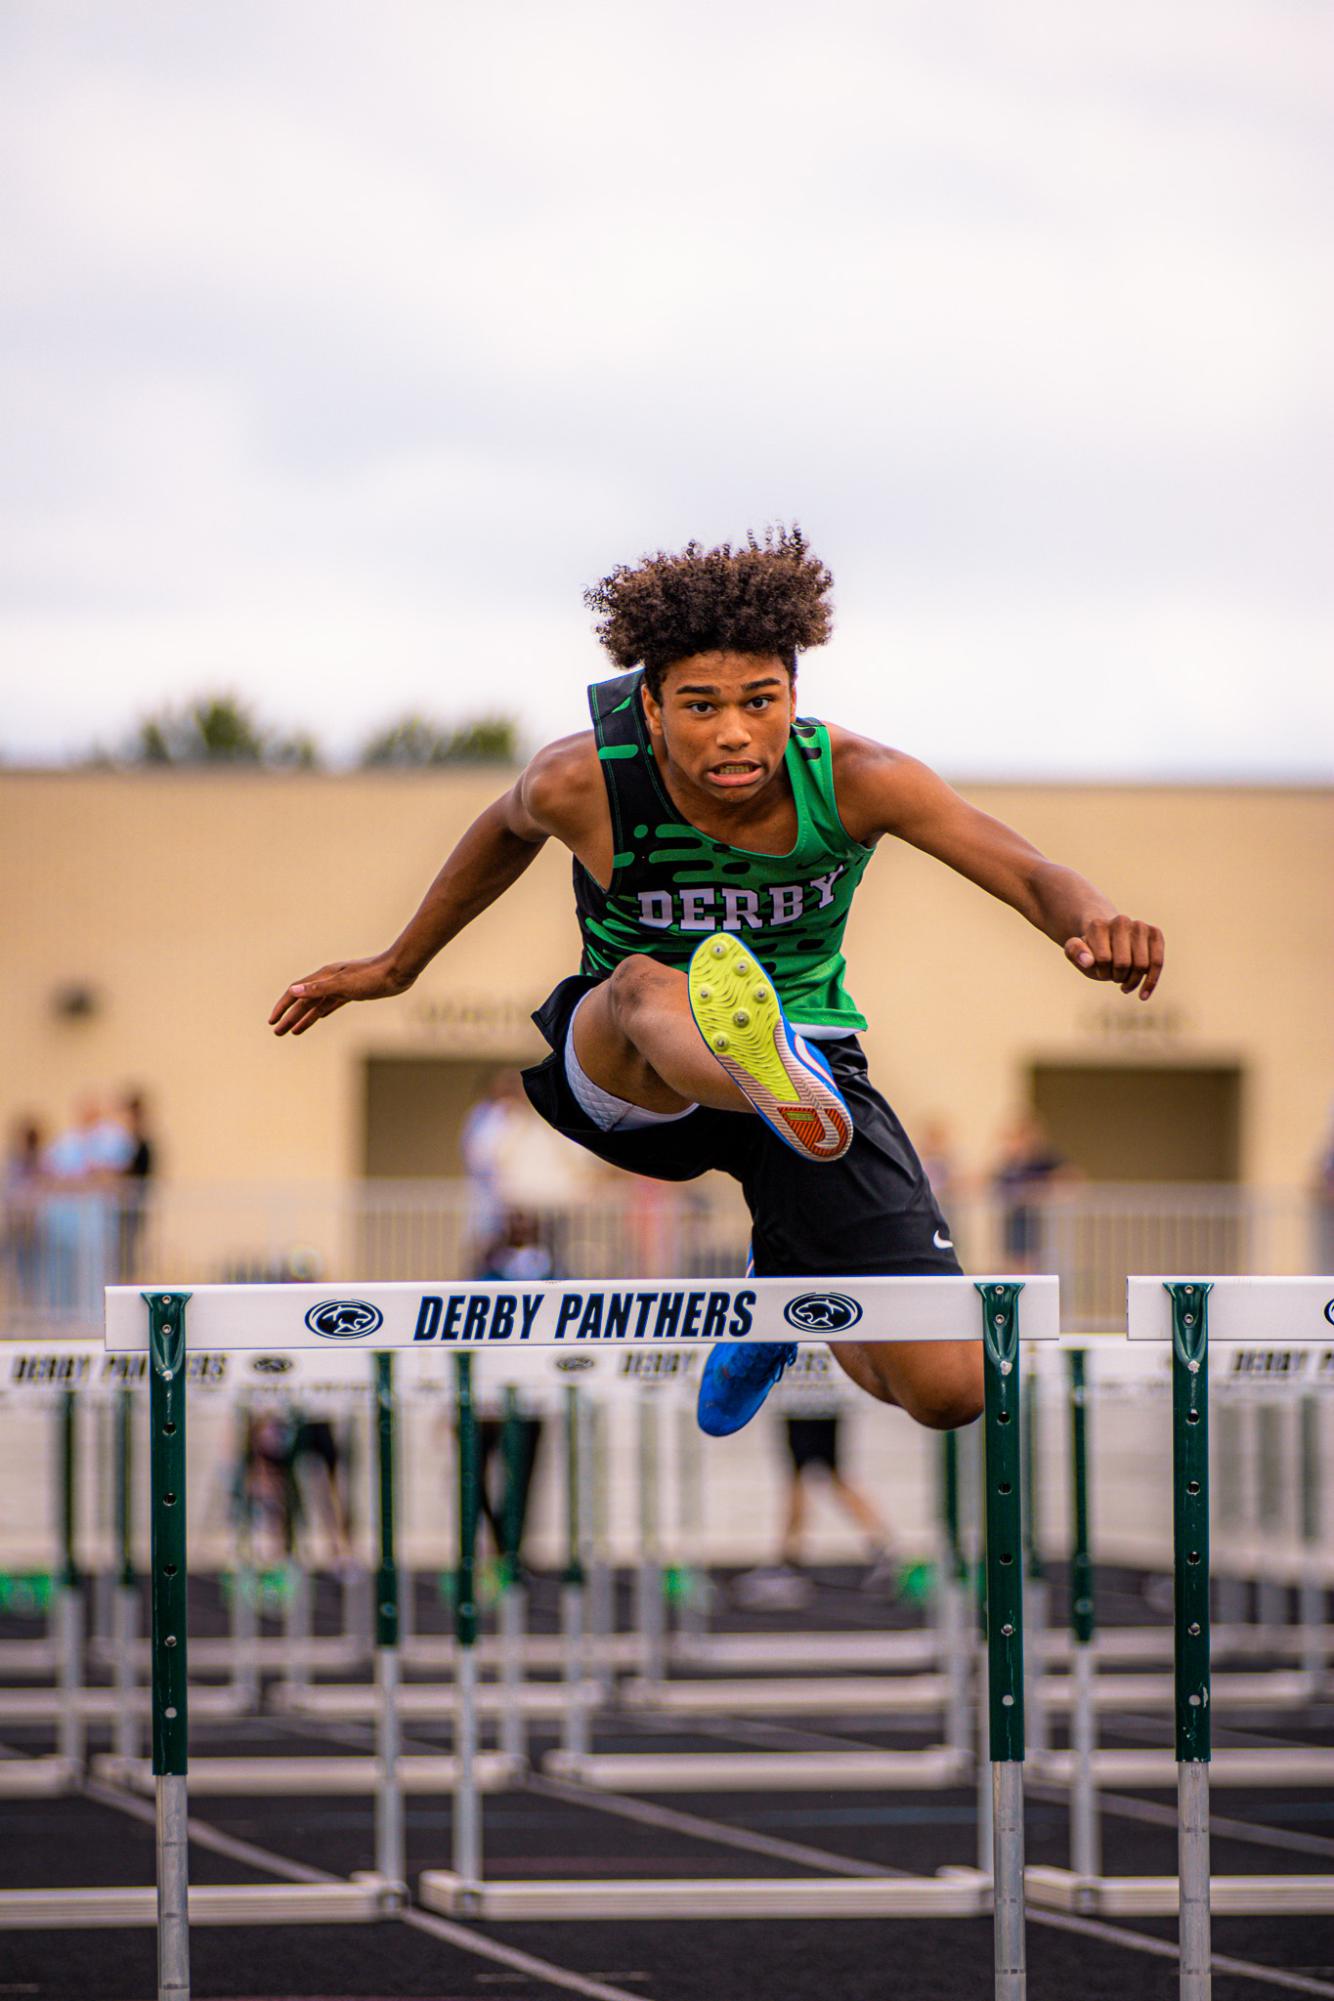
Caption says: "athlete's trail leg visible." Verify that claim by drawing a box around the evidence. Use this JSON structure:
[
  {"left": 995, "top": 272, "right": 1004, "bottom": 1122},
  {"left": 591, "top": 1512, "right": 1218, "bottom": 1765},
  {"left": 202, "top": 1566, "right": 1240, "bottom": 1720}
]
[
  {"left": 573, "top": 957, "right": 754, "bottom": 1114},
  {"left": 830, "top": 1339, "right": 983, "bottom": 1430}
]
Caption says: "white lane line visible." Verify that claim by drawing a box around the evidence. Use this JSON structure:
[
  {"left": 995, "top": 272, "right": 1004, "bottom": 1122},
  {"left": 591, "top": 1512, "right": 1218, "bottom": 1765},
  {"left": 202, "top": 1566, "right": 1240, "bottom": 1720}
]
[
  {"left": 86, "top": 1777, "right": 646, "bottom": 2001},
  {"left": 401, "top": 1909, "right": 648, "bottom": 2001},
  {"left": 1035, "top": 1907, "right": 1334, "bottom": 2000},
  {"left": 533, "top": 1751, "right": 1334, "bottom": 1995},
  {"left": 530, "top": 1771, "right": 882, "bottom": 1879}
]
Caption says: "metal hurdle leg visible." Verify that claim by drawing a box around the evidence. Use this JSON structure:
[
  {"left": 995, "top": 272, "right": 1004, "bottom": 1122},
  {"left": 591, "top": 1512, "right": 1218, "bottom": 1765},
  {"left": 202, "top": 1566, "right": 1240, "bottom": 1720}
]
[
  {"left": 979, "top": 1281, "right": 1027, "bottom": 2001},
  {"left": 1021, "top": 1369, "right": 1048, "bottom": 1761},
  {"left": 587, "top": 1401, "right": 616, "bottom": 1698},
  {"left": 635, "top": 1392, "right": 665, "bottom": 1684},
  {"left": 1255, "top": 1400, "right": 1287, "bottom": 1633},
  {"left": 114, "top": 1386, "right": 140, "bottom": 1763},
  {"left": 56, "top": 1390, "right": 86, "bottom": 1774},
  {"left": 498, "top": 1387, "right": 528, "bottom": 1767},
  {"left": 453, "top": 1354, "right": 482, "bottom": 1905},
  {"left": 939, "top": 1431, "right": 973, "bottom": 1765},
  {"left": 1067, "top": 1348, "right": 1100, "bottom": 1887},
  {"left": 372, "top": 1355, "right": 405, "bottom": 1892},
  {"left": 561, "top": 1385, "right": 590, "bottom": 1762},
  {"left": 1298, "top": 1395, "right": 1326, "bottom": 1688},
  {"left": 1169, "top": 1281, "right": 1212, "bottom": 2001},
  {"left": 147, "top": 1292, "right": 191, "bottom": 2001},
  {"left": 229, "top": 1396, "right": 261, "bottom": 1713}
]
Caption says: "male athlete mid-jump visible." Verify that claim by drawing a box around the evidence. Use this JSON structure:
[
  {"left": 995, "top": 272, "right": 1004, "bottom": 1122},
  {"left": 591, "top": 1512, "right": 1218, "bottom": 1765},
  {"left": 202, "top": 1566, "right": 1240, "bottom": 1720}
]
[{"left": 271, "top": 529, "right": 1164, "bottom": 1439}]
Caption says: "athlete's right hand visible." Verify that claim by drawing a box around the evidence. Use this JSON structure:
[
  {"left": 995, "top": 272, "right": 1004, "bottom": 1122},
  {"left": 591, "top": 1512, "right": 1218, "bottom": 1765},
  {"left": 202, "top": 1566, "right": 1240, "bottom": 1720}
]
[{"left": 269, "top": 954, "right": 411, "bottom": 1037}]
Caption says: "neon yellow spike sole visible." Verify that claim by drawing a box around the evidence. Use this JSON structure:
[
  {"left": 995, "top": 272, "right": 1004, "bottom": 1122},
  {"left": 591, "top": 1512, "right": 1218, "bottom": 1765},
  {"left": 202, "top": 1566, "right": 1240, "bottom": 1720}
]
[{"left": 687, "top": 934, "right": 853, "bottom": 1163}]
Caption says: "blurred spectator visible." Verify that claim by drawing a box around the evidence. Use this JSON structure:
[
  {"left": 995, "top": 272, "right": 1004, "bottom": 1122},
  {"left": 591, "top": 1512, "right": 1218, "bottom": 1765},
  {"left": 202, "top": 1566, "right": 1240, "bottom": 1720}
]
[
  {"left": 469, "top": 1210, "right": 554, "bottom": 1568},
  {"left": 915, "top": 1115, "right": 960, "bottom": 1215},
  {"left": 991, "top": 1111, "right": 1077, "bottom": 1273},
  {"left": 3, "top": 1116, "right": 48, "bottom": 1308},
  {"left": 459, "top": 1069, "right": 528, "bottom": 1250},
  {"left": 116, "top": 1089, "right": 157, "bottom": 1279},
  {"left": 291, "top": 1410, "right": 353, "bottom": 1564},
  {"left": 1314, "top": 1103, "right": 1334, "bottom": 1275},
  {"left": 42, "top": 1096, "right": 134, "bottom": 1312},
  {"left": 236, "top": 1403, "right": 300, "bottom": 1562},
  {"left": 477, "top": 1207, "right": 557, "bottom": 1286},
  {"left": 734, "top": 1402, "right": 898, "bottom": 1611}
]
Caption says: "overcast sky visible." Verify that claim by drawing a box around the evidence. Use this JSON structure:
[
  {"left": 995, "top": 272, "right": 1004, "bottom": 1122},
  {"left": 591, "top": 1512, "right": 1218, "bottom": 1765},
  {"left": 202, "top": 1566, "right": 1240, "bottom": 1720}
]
[{"left": 3, "top": 1, "right": 1331, "bottom": 779}]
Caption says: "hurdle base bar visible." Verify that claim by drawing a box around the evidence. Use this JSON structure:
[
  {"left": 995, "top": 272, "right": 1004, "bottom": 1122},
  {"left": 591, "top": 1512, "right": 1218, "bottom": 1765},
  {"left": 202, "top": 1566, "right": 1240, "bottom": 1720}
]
[
  {"left": 670, "top": 1629, "right": 939, "bottom": 1672},
  {"left": 0, "top": 1874, "right": 402, "bottom": 1930},
  {"left": 1032, "top": 1745, "right": 1334, "bottom": 1789},
  {"left": 92, "top": 1751, "right": 524, "bottom": 1796},
  {"left": 103, "top": 1632, "right": 370, "bottom": 1674},
  {"left": 270, "top": 1680, "right": 599, "bottom": 1722},
  {"left": 544, "top": 1746, "right": 969, "bottom": 1792},
  {"left": 0, "top": 1757, "right": 78, "bottom": 1797},
  {"left": 1025, "top": 1867, "right": 1334, "bottom": 1918},
  {"left": 0, "top": 1640, "right": 59, "bottom": 1677},
  {"left": 403, "top": 1630, "right": 645, "bottom": 1673},
  {"left": 618, "top": 1667, "right": 1313, "bottom": 1717},
  {"left": 0, "top": 1686, "right": 247, "bottom": 1723},
  {"left": 620, "top": 1673, "right": 949, "bottom": 1716},
  {"left": 419, "top": 1868, "right": 994, "bottom": 1921}
]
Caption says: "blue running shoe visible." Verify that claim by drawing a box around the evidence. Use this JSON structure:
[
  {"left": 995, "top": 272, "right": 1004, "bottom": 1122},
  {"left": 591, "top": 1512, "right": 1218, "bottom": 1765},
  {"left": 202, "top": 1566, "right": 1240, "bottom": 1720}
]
[{"left": 697, "top": 1340, "right": 797, "bottom": 1437}]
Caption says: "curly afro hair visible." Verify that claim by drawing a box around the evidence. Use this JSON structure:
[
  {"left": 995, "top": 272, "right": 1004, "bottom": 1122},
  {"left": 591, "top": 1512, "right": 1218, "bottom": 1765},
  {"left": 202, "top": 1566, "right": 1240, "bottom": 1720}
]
[{"left": 584, "top": 526, "right": 834, "bottom": 698}]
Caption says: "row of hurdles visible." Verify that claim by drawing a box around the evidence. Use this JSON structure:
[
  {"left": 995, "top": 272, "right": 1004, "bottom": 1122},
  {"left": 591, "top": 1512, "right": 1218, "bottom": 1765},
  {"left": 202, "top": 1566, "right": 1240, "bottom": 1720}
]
[{"left": 1, "top": 1271, "right": 1332, "bottom": 1999}]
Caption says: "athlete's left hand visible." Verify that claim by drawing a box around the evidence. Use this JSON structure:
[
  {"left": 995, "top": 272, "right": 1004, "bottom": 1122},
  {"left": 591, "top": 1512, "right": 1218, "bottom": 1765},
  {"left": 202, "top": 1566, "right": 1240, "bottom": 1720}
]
[{"left": 1064, "top": 917, "right": 1164, "bottom": 998}]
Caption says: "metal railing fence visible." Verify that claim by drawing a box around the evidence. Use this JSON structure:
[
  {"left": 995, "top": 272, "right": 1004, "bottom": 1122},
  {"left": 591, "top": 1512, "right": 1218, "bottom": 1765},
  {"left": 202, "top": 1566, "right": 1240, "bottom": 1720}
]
[{"left": 0, "top": 1178, "right": 1326, "bottom": 1336}]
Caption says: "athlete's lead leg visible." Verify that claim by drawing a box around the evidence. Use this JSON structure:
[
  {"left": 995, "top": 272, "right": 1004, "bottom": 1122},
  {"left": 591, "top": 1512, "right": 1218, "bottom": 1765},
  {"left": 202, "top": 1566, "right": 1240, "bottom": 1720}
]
[
  {"left": 830, "top": 1337, "right": 984, "bottom": 1431},
  {"left": 573, "top": 956, "right": 751, "bottom": 1113},
  {"left": 574, "top": 939, "right": 853, "bottom": 1165}
]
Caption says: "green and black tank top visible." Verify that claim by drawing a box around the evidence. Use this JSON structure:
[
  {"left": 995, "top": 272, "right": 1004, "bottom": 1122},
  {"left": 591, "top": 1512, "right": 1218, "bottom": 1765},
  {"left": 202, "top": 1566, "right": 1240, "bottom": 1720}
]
[{"left": 574, "top": 670, "right": 875, "bottom": 1034}]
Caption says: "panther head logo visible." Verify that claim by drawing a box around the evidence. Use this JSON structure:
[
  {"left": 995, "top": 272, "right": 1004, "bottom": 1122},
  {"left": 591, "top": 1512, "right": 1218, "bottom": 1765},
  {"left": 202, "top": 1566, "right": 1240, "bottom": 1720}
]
[
  {"left": 303, "top": 1299, "right": 384, "bottom": 1341},
  {"left": 783, "top": 1292, "right": 864, "bottom": 1334}
]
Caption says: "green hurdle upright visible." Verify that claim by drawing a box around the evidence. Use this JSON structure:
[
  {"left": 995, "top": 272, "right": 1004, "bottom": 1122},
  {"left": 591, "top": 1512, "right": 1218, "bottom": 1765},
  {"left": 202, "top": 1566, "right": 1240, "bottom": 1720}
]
[
  {"left": 1066, "top": 1347, "right": 1099, "bottom": 1885},
  {"left": 372, "top": 1354, "right": 405, "bottom": 1890},
  {"left": 1169, "top": 1281, "right": 1212, "bottom": 2001},
  {"left": 980, "top": 1282, "right": 1026, "bottom": 2001},
  {"left": 453, "top": 1353, "right": 482, "bottom": 1904},
  {"left": 561, "top": 1384, "right": 590, "bottom": 1761},
  {"left": 56, "top": 1386, "right": 86, "bottom": 1774},
  {"left": 147, "top": 1293, "right": 190, "bottom": 2001}
]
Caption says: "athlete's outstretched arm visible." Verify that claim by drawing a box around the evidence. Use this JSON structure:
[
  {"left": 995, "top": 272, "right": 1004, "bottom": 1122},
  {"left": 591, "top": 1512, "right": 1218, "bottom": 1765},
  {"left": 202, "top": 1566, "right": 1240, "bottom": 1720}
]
[
  {"left": 832, "top": 731, "right": 1165, "bottom": 999},
  {"left": 269, "top": 736, "right": 602, "bottom": 1037}
]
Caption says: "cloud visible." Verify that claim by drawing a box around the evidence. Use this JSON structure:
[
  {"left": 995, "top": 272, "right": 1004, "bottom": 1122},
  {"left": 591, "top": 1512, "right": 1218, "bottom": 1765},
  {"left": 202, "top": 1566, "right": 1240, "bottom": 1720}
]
[{"left": 1, "top": 0, "right": 1330, "bottom": 773}]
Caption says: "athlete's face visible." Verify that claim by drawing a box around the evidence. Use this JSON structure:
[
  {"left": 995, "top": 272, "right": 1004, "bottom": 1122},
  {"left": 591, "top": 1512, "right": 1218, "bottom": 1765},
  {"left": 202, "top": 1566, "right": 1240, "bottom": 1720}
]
[{"left": 642, "top": 651, "right": 794, "bottom": 803}]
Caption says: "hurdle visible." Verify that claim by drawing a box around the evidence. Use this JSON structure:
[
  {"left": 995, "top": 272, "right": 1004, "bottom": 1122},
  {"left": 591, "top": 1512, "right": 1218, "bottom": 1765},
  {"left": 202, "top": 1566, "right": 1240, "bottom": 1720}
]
[
  {"left": 1026, "top": 1276, "right": 1334, "bottom": 2001},
  {"left": 96, "top": 1346, "right": 522, "bottom": 1806},
  {"left": 94, "top": 1271, "right": 1056, "bottom": 2001},
  {"left": 1029, "top": 1337, "right": 1334, "bottom": 1805}
]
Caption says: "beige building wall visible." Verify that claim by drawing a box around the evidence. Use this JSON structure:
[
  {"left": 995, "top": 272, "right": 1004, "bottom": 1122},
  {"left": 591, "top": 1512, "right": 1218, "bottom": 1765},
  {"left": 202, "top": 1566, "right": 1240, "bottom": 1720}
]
[{"left": 2, "top": 770, "right": 1330, "bottom": 1190}]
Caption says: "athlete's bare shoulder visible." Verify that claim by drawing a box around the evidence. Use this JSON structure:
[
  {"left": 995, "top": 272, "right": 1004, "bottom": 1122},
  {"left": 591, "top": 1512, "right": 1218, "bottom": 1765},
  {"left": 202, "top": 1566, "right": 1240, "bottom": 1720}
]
[
  {"left": 825, "top": 722, "right": 934, "bottom": 844},
  {"left": 508, "top": 730, "right": 613, "bottom": 879}
]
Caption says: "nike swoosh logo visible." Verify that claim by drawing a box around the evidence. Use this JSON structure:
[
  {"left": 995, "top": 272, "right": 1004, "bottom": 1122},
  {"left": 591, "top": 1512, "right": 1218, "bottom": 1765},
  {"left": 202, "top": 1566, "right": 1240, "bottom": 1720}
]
[
  {"left": 810, "top": 1109, "right": 848, "bottom": 1155},
  {"left": 778, "top": 1104, "right": 850, "bottom": 1157},
  {"left": 933, "top": 1229, "right": 954, "bottom": 1251}
]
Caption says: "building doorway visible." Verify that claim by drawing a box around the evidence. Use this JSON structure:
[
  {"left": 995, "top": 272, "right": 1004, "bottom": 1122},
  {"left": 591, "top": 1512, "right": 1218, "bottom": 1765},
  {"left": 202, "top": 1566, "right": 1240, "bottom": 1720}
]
[
  {"left": 1029, "top": 1063, "right": 1242, "bottom": 1185},
  {"left": 362, "top": 1056, "right": 519, "bottom": 1178}
]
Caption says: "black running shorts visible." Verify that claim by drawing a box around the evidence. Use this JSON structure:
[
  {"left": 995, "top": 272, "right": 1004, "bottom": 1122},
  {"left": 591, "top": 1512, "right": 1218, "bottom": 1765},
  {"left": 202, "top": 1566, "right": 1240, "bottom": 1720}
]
[
  {"left": 785, "top": 1416, "right": 841, "bottom": 1473},
  {"left": 522, "top": 974, "right": 963, "bottom": 1282}
]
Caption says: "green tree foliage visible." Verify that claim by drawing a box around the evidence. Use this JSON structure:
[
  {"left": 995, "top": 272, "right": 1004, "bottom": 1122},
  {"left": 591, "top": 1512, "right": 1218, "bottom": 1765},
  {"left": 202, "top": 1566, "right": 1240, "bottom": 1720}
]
[
  {"left": 358, "top": 713, "right": 517, "bottom": 766},
  {"left": 127, "top": 694, "right": 320, "bottom": 767}
]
